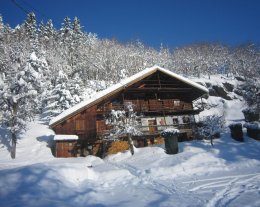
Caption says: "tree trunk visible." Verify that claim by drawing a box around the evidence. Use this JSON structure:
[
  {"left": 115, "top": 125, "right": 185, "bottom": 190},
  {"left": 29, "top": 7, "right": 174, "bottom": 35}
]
[
  {"left": 11, "top": 133, "right": 17, "bottom": 159},
  {"left": 210, "top": 135, "right": 214, "bottom": 146},
  {"left": 127, "top": 133, "right": 134, "bottom": 155}
]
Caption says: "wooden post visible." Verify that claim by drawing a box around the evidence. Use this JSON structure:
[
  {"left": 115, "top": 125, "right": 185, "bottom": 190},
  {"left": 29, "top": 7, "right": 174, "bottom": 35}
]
[
  {"left": 163, "top": 109, "right": 167, "bottom": 129},
  {"left": 192, "top": 114, "right": 196, "bottom": 140},
  {"left": 122, "top": 90, "right": 125, "bottom": 110},
  {"left": 157, "top": 72, "right": 162, "bottom": 88}
]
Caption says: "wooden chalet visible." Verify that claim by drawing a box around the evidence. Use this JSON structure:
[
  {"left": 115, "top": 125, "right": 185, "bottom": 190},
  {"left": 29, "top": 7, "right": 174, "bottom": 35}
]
[{"left": 49, "top": 66, "right": 208, "bottom": 157}]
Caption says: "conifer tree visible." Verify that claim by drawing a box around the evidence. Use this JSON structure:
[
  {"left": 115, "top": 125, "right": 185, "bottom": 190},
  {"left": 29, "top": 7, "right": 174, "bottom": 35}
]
[
  {"left": 24, "top": 12, "right": 39, "bottom": 53},
  {"left": 0, "top": 51, "right": 38, "bottom": 158}
]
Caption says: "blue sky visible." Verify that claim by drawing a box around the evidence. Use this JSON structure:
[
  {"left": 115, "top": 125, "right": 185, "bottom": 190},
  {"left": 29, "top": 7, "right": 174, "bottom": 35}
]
[{"left": 1, "top": 0, "right": 260, "bottom": 48}]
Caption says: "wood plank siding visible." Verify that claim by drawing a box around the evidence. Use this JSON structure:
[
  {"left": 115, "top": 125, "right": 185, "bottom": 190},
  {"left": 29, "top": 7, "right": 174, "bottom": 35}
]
[{"left": 51, "top": 68, "right": 208, "bottom": 157}]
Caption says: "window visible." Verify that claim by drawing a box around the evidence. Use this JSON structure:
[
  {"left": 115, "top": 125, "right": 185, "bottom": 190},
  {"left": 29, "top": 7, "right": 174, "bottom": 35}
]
[
  {"left": 174, "top": 100, "right": 180, "bottom": 106},
  {"left": 76, "top": 119, "right": 85, "bottom": 131},
  {"left": 182, "top": 116, "right": 190, "bottom": 124},
  {"left": 172, "top": 118, "right": 179, "bottom": 125}
]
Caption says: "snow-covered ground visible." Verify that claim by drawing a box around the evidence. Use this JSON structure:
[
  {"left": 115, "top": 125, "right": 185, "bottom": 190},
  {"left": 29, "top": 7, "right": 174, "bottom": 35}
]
[
  {"left": 1, "top": 122, "right": 260, "bottom": 206},
  {"left": 1, "top": 76, "right": 260, "bottom": 207}
]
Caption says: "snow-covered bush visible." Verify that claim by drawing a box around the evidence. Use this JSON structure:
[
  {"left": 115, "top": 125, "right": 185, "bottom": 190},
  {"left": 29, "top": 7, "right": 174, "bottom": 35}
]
[
  {"left": 239, "top": 79, "right": 260, "bottom": 122},
  {"left": 196, "top": 115, "right": 225, "bottom": 145},
  {"left": 242, "top": 108, "right": 259, "bottom": 122},
  {"left": 105, "top": 103, "right": 142, "bottom": 155}
]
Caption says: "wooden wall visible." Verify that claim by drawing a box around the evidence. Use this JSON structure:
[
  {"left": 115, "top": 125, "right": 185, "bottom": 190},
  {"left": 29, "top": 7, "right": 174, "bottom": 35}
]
[
  {"left": 53, "top": 105, "right": 97, "bottom": 142},
  {"left": 55, "top": 140, "right": 77, "bottom": 157},
  {"left": 51, "top": 70, "right": 204, "bottom": 158}
]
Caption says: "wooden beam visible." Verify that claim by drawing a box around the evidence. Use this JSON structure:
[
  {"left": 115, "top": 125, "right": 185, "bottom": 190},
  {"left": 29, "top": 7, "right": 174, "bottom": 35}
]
[
  {"left": 157, "top": 72, "right": 162, "bottom": 88},
  {"left": 125, "top": 88, "right": 193, "bottom": 92}
]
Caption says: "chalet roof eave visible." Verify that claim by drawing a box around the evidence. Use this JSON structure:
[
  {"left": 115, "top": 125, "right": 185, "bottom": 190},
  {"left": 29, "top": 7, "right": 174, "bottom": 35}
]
[
  {"left": 49, "top": 67, "right": 157, "bottom": 127},
  {"left": 156, "top": 66, "right": 209, "bottom": 93},
  {"left": 49, "top": 66, "right": 209, "bottom": 128}
]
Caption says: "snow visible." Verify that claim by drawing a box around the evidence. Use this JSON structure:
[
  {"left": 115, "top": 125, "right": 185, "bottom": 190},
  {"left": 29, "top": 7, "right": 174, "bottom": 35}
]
[
  {"left": 161, "top": 127, "right": 180, "bottom": 135},
  {"left": 54, "top": 134, "right": 78, "bottom": 141},
  {"left": 30, "top": 52, "right": 38, "bottom": 62},
  {"left": 244, "top": 122, "right": 260, "bottom": 130},
  {"left": 1, "top": 75, "right": 260, "bottom": 207},
  {"left": 1, "top": 96, "right": 260, "bottom": 207},
  {"left": 49, "top": 65, "right": 209, "bottom": 126}
]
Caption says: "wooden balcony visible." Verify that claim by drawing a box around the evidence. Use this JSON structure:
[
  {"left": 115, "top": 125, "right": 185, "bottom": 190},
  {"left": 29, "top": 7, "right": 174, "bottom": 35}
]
[{"left": 97, "top": 99, "right": 203, "bottom": 115}]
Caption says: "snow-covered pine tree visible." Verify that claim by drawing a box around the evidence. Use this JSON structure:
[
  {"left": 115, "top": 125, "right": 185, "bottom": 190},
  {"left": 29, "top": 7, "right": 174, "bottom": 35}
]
[
  {"left": 0, "top": 15, "right": 4, "bottom": 43},
  {"left": 41, "top": 70, "right": 84, "bottom": 121},
  {"left": 0, "top": 15, "right": 5, "bottom": 74},
  {"left": 40, "top": 19, "right": 56, "bottom": 49},
  {"left": 24, "top": 12, "right": 39, "bottom": 54},
  {"left": 26, "top": 51, "right": 51, "bottom": 111},
  {"left": 68, "top": 17, "right": 85, "bottom": 77},
  {"left": 58, "top": 17, "right": 74, "bottom": 75},
  {"left": 0, "top": 51, "right": 39, "bottom": 159}
]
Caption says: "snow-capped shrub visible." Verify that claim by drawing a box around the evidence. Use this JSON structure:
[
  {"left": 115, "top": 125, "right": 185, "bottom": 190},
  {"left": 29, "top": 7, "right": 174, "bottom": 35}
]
[
  {"left": 239, "top": 80, "right": 260, "bottom": 121},
  {"left": 196, "top": 115, "right": 225, "bottom": 145},
  {"left": 105, "top": 103, "right": 142, "bottom": 155},
  {"left": 242, "top": 108, "right": 260, "bottom": 122}
]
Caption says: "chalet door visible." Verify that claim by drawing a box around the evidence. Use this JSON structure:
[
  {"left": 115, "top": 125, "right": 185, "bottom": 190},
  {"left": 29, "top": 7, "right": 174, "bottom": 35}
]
[{"left": 148, "top": 120, "right": 157, "bottom": 134}]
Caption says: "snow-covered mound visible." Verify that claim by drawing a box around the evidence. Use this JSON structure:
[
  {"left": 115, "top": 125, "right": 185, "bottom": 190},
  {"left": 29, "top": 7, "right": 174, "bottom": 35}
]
[
  {"left": 191, "top": 75, "right": 247, "bottom": 126},
  {"left": 0, "top": 120, "right": 55, "bottom": 168}
]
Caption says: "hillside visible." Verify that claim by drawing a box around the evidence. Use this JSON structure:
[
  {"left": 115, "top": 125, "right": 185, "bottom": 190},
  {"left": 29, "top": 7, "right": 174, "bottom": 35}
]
[{"left": 0, "top": 75, "right": 260, "bottom": 207}]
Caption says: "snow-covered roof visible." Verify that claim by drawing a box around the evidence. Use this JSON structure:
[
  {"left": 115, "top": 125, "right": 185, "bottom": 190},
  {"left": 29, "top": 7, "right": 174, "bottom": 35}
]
[
  {"left": 54, "top": 135, "right": 79, "bottom": 141},
  {"left": 49, "top": 66, "right": 209, "bottom": 127}
]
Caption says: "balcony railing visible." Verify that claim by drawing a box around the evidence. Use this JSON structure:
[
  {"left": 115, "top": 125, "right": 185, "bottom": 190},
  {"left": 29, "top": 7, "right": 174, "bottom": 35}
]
[
  {"left": 96, "top": 123, "right": 194, "bottom": 137},
  {"left": 97, "top": 99, "right": 203, "bottom": 115}
]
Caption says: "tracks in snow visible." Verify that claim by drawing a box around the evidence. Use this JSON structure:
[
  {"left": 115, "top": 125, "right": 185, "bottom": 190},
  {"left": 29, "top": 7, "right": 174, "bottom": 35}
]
[
  {"left": 184, "top": 172, "right": 260, "bottom": 191},
  {"left": 107, "top": 161, "right": 260, "bottom": 206},
  {"left": 106, "top": 160, "right": 205, "bottom": 205},
  {"left": 107, "top": 161, "right": 177, "bottom": 194},
  {"left": 183, "top": 173, "right": 260, "bottom": 207}
]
